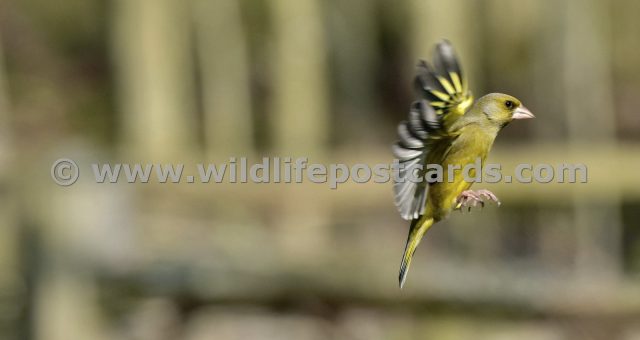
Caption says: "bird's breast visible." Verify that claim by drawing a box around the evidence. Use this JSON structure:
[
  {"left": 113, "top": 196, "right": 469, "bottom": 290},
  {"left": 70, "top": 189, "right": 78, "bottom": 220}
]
[{"left": 426, "top": 127, "right": 496, "bottom": 220}]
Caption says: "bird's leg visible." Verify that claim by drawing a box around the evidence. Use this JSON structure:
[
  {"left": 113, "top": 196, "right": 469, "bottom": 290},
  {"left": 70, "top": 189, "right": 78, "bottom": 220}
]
[{"left": 455, "top": 189, "right": 500, "bottom": 212}]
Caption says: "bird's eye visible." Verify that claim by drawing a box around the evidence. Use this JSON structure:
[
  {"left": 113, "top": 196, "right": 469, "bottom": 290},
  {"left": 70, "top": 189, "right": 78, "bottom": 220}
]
[{"left": 505, "top": 100, "right": 514, "bottom": 109}]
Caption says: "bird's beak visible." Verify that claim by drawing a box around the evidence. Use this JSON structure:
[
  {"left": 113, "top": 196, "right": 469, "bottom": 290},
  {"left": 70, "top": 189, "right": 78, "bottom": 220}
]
[{"left": 512, "top": 106, "right": 534, "bottom": 120}]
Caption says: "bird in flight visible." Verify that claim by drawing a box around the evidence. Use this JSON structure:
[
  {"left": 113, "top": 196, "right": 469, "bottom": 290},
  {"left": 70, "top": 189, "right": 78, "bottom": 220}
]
[{"left": 393, "top": 40, "right": 534, "bottom": 288}]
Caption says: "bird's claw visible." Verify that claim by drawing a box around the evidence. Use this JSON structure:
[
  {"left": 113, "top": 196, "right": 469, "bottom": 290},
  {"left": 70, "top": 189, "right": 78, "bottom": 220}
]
[
  {"left": 456, "top": 189, "right": 500, "bottom": 212},
  {"left": 475, "top": 189, "right": 501, "bottom": 206}
]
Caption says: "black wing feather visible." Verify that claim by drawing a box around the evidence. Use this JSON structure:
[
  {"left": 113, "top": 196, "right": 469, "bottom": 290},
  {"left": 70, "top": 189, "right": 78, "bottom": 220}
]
[
  {"left": 433, "top": 40, "right": 462, "bottom": 84},
  {"left": 393, "top": 40, "right": 473, "bottom": 221}
]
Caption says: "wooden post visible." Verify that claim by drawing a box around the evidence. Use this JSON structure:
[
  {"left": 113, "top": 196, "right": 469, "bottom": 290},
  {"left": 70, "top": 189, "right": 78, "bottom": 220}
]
[
  {"left": 0, "top": 33, "right": 20, "bottom": 340},
  {"left": 409, "top": 0, "right": 480, "bottom": 91},
  {"left": 269, "top": 0, "right": 329, "bottom": 155},
  {"left": 563, "top": 0, "right": 622, "bottom": 283},
  {"left": 193, "top": 0, "right": 253, "bottom": 157},
  {"left": 327, "top": 0, "right": 378, "bottom": 146},
  {"left": 268, "top": 0, "right": 330, "bottom": 260},
  {"left": 112, "top": 0, "right": 196, "bottom": 160}
]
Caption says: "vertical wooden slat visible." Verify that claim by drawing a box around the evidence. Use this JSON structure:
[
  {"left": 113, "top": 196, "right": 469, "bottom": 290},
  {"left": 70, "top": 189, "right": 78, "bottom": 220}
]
[
  {"left": 0, "top": 31, "right": 12, "bottom": 163},
  {"left": 409, "top": 0, "right": 480, "bottom": 92},
  {"left": 563, "top": 0, "right": 622, "bottom": 282},
  {"left": 268, "top": 0, "right": 330, "bottom": 260},
  {"left": 531, "top": 0, "right": 567, "bottom": 141},
  {"left": 0, "top": 33, "right": 20, "bottom": 340},
  {"left": 269, "top": 0, "right": 329, "bottom": 155},
  {"left": 0, "top": 38, "right": 8, "bottom": 125},
  {"left": 112, "top": 0, "right": 196, "bottom": 160},
  {"left": 525, "top": 3, "right": 569, "bottom": 275},
  {"left": 193, "top": 0, "right": 253, "bottom": 157},
  {"left": 327, "top": 0, "right": 378, "bottom": 146}
]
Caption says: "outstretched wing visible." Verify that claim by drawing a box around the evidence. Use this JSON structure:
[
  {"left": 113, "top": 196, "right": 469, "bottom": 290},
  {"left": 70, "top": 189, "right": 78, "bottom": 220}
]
[
  {"left": 393, "top": 40, "right": 473, "bottom": 220},
  {"left": 414, "top": 40, "right": 474, "bottom": 130}
]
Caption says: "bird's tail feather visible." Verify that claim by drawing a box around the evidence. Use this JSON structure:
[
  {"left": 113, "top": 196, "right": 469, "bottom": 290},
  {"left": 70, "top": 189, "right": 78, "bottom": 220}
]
[{"left": 399, "top": 216, "right": 434, "bottom": 289}]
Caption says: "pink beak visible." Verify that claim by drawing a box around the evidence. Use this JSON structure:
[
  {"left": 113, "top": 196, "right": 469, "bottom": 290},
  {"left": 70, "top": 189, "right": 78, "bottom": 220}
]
[{"left": 512, "top": 106, "right": 534, "bottom": 120}]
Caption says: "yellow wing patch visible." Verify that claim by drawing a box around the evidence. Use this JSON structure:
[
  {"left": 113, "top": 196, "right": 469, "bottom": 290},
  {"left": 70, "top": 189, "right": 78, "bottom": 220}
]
[{"left": 414, "top": 40, "right": 474, "bottom": 134}]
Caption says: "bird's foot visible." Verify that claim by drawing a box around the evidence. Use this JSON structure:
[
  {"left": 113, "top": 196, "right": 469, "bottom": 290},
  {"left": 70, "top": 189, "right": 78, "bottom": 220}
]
[{"left": 455, "top": 189, "right": 501, "bottom": 212}]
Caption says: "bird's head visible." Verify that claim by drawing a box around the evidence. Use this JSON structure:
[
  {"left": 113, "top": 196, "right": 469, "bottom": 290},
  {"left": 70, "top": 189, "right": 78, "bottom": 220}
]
[{"left": 476, "top": 93, "right": 534, "bottom": 128}]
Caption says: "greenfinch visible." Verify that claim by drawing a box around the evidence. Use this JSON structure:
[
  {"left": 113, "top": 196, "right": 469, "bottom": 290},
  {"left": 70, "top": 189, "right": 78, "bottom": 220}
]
[{"left": 393, "top": 41, "right": 534, "bottom": 288}]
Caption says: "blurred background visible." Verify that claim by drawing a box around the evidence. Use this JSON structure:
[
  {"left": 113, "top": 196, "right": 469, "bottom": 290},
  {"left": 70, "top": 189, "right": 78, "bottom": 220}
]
[{"left": 0, "top": 0, "right": 640, "bottom": 339}]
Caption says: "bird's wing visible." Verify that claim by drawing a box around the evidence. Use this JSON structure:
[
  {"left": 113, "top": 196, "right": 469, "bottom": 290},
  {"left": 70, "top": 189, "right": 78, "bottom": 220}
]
[
  {"left": 414, "top": 40, "right": 474, "bottom": 131},
  {"left": 393, "top": 41, "right": 473, "bottom": 220}
]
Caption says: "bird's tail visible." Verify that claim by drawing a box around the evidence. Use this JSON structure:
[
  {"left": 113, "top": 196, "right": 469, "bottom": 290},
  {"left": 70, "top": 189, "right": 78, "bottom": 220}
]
[{"left": 399, "top": 216, "right": 434, "bottom": 289}]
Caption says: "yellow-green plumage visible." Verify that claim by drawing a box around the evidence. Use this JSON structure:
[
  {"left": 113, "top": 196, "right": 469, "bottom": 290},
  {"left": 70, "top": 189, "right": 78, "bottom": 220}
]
[{"left": 394, "top": 41, "right": 534, "bottom": 288}]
